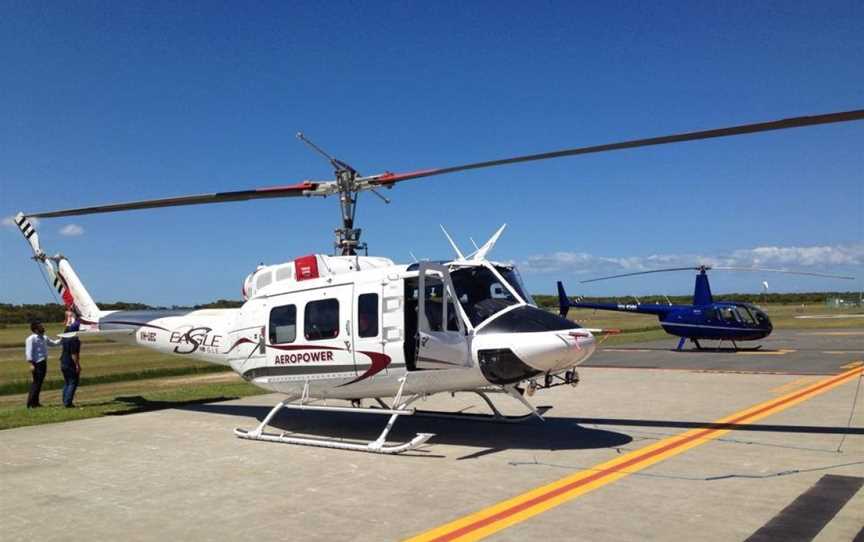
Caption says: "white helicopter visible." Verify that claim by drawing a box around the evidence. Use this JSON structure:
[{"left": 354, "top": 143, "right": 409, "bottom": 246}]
[{"left": 13, "top": 109, "right": 863, "bottom": 454}]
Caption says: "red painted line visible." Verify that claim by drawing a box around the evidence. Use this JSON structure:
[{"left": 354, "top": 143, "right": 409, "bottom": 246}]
[{"left": 427, "top": 367, "right": 864, "bottom": 542}]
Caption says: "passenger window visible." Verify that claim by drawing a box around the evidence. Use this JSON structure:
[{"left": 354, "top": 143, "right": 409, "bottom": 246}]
[
  {"left": 269, "top": 305, "right": 296, "bottom": 344},
  {"left": 358, "top": 293, "right": 379, "bottom": 338},
  {"left": 446, "top": 301, "right": 460, "bottom": 332},
  {"left": 305, "top": 299, "right": 340, "bottom": 340},
  {"left": 423, "top": 277, "right": 445, "bottom": 332}
]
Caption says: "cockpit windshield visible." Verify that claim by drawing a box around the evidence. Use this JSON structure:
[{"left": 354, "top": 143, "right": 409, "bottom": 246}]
[
  {"left": 496, "top": 266, "right": 535, "bottom": 306},
  {"left": 735, "top": 306, "right": 756, "bottom": 325},
  {"left": 749, "top": 306, "right": 770, "bottom": 326},
  {"left": 450, "top": 265, "right": 526, "bottom": 327}
]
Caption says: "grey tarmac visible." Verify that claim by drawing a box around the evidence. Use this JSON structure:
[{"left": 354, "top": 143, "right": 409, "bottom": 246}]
[{"left": 0, "top": 331, "right": 862, "bottom": 541}]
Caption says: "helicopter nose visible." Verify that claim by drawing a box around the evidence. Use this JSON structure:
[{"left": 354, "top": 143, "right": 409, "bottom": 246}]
[{"left": 511, "top": 330, "right": 596, "bottom": 373}]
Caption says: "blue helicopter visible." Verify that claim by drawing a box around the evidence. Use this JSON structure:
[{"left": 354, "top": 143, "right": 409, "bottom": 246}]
[{"left": 557, "top": 266, "right": 854, "bottom": 351}]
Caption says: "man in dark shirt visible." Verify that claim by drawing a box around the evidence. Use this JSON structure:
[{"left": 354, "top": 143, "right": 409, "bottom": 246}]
[{"left": 60, "top": 319, "right": 82, "bottom": 408}]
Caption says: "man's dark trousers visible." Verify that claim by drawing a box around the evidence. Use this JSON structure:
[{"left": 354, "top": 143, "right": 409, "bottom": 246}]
[
  {"left": 27, "top": 361, "right": 46, "bottom": 408},
  {"left": 61, "top": 364, "right": 79, "bottom": 407}
]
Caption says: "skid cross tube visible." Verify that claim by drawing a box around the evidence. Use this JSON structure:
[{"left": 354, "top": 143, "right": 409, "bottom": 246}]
[
  {"left": 371, "top": 388, "right": 549, "bottom": 424},
  {"left": 234, "top": 397, "right": 432, "bottom": 454},
  {"left": 234, "top": 377, "right": 434, "bottom": 454}
]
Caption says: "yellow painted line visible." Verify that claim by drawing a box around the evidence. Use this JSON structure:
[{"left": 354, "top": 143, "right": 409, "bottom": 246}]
[
  {"left": 736, "top": 348, "right": 795, "bottom": 356},
  {"left": 770, "top": 376, "right": 816, "bottom": 394},
  {"left": 800, "top": 331, "right": 864, "bottom": 336},
  {"left": 840, "top": 361, "right": 864, "bottom": 369},
  {"left": 406, "top": 366, "right": 864, "bottom": 542}
]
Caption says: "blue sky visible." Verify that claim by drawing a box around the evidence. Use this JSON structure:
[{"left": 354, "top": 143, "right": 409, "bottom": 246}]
[{"left": 1, "top": 1, "right": 862, "bottom": 305}]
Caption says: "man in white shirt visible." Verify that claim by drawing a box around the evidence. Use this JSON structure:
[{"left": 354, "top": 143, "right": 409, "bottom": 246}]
[{"left": 24, "top": 321, "right": 60, "bottom": 408}]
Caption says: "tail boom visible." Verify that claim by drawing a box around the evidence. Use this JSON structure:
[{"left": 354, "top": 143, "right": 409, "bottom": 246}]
[{"left": 15, "top": 211, "right": 99, "bottom": 324}]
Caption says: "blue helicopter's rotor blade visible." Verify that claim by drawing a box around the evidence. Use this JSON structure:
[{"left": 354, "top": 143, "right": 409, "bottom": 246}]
[
  {"left": 710, "top": 267, "right": 856, "bottom": 280},
  {"left": 580, "top": 267, "right": 704, "bottom": 283}
]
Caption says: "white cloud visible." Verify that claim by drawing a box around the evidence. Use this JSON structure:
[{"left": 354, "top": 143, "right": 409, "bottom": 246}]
[
  {"left": 2, "top": 215, "right": 39, "bottom": 228},
  {"left": 730, "top": 245, "right": 863, "bottom": 267},
  {"left": 59, "top": 224, "right": 85, "bottom": 236},
  {"left": 520, "top": 243, "right": 864, "bottom": 275}
]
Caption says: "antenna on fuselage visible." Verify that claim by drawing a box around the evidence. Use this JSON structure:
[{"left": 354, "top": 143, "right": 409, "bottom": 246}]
[
  {"left": 472, "top": 224, "right": 507, "bottom": 261},
  {"left": 440, "top": 225, "right": 466, "bottom": 260}
]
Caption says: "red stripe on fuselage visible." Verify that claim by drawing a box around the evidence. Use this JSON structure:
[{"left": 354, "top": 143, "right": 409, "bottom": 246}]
[{"left": 228, "top": 340, "right": 392, "bottom": 385}]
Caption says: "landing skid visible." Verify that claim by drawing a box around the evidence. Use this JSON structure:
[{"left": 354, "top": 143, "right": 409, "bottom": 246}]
[
  {"left": 682, "top": 338, "right": 763, "bottom": 352},
  {"left": 375, "top": 389, "right": 550, "bottom": 424},
  {"left": 234, "top": 378, "right": 433, "bottom": 454},
  {"left": 234, "top": 382, "right": 548, "bottom": 453}
]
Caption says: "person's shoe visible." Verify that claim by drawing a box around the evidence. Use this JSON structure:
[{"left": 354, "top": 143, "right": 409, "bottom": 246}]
[{"left": 64, "top": 404, "right": 75, "bottom": 408}]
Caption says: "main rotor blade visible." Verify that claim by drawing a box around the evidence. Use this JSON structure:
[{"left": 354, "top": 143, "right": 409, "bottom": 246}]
[
  {"left": 581, "top": 267, "right": 702, "bottom": 283},
  {"left": 711, "top": 267, "right": 856, "bottom": 280},
  {"left": 581, "top": 265, "right": 856, "bottom": 284},
  {"left": 365, "top": 109, "right": 864, "bottom": 186},
  {"left": 25, "top": 181, "right": 323, "bottom": 218}
]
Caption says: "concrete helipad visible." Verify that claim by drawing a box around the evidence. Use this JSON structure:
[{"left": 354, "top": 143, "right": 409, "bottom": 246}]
[{"left": 1, "top": 334, "right": 862, "bottom": 541}]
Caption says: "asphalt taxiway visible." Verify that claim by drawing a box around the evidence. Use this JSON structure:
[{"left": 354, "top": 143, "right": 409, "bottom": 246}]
[
  {"left": 0, "top": 330, "right": 862, "bottom": 541},
  {"left": 586, "top": 328, "right": 864, "bottom": 375}
]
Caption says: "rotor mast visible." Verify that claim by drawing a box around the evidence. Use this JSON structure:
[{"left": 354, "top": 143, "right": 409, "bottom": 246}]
[
  {"left": 334, "top": 166, "right": 365, "bottom": 256},
  {"left": 297, "top": 133, "right": 367, "bottom": 255}
]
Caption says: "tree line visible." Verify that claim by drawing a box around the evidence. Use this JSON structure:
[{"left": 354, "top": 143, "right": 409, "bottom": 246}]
[
  {"left": 0, "top": 299, "right": 243, "bottom": 326},
  {"left": 2, "top": 292, "right": 859, "bottom": 326},
  {"left": 532, "top": 291, "right": 861, "bottom": 310}
]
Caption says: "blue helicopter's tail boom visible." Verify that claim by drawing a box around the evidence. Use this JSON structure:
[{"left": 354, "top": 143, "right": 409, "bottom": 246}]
[
  {"left": 569, "top": 300, "right": 673, "bottom": 317},
  {"left": 557, "top": 281, "right": 672, "bottom": 317}
]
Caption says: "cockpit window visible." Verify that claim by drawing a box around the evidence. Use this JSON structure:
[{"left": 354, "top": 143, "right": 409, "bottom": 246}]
[
  {"left": 495, "top": 266, "right": 535, "bottom": 305},
  {"left": 451, "top": 266, "right": 520, "bottom": 327},
  {"left": 735, "top": 306, "right": 756, "bottom": 325},
  {"left": 750, "top": 307, "right": 770, "bottom": 326}
]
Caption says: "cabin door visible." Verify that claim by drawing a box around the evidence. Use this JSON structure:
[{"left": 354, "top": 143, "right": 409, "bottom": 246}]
[
  {"left": 416, "top": 263, "right": 470, "bottom": 369},
  {"left": 287, "top": 284, "right": 357, "bottom": 376},
  {"left": 352, "top": 280, "right": 388, "bottom": 376}
]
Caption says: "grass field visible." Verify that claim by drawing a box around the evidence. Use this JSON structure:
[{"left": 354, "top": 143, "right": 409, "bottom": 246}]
[
  {"left": 0, "top": 322, "right": 244, "bottom": 429},
  {"left": 0, "top": 325, "right": 231, "bottom": 395},
  {"left": 0, "top": 375, "right": 262, "bottom": 430},
  {"left": 0, "top": 303, "right": 861, "bottom": 430},
  {"left": 568, "top": 302, "right": 864, "bottom": 346}
]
